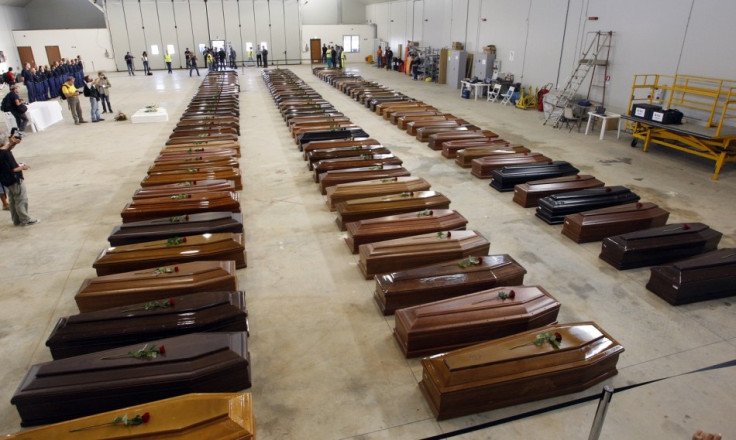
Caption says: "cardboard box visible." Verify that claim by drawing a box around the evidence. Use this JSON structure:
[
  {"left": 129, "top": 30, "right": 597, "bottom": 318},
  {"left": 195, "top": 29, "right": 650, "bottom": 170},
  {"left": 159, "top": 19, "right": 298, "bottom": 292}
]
[
  {"left": 452, "top": 42, "right": 464, "bottom": 50},
  {"left": 483, "top": 45, "right": 496, "bottom": 54}
]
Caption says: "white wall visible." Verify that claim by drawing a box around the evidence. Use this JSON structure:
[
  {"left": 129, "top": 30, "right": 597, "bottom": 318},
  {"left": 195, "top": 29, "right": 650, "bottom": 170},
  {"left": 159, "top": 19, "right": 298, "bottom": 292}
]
[
  {"left": 0, "top": 4, "right": 29, "bottom": 74},
  {"left": 301, "top": 24, "right": 376, "bottom": 64},
  {"left": 12, "top": 28, "right": 117, "bottom": 73},
  {"left": 300, "top": 0, "right": 366, "bottom": 25},
  {"left": 24, "top": 0, "right": 105, "bottom": 30}
]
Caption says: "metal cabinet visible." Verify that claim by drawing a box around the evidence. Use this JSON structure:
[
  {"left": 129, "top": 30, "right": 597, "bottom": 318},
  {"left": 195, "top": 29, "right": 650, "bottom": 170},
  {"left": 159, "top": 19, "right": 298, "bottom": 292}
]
[{"left": 446, "top": 50, "right": 468, "bottom": 90}]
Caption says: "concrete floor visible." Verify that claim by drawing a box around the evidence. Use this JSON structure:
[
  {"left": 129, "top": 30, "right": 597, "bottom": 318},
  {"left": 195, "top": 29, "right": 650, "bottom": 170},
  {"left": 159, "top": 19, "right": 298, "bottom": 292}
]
[{"left": 0, "top": 63, "right": 734, "bottom": 439}]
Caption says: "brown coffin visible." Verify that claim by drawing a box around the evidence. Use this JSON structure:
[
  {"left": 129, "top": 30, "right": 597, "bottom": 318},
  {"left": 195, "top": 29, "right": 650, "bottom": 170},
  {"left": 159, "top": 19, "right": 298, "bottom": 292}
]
[
  {"left": 148, "top": 157, "right": 240, "bottom": 173},
  {"left": 392, "top": 111, "right": 443, "bottom": 125},
  {"left": 326, "top": 176, "right": 431, "bottom": 211},
  {"left": 155, "top": 148, "right": 239, "bottom": 162},
  {"left": 416, "top": 125, "right": 480, "bottom": 142},
  {"left": 132, "top": 179, "right": 236, "bottom": 199},
  {"left": 455, "top": 145, "right": 531, "bottom": 168},
  {"left": 120, "top": 191, "right": 240, "bottom": 223},
  {"left": 5, "top": 393, "right": 255, "bottom": 440},
  {"left": 109, "top": 212, "right": 244, "bottom": 246},
  {"left": 599, "top": 223, "right": 722, "bottom": 270},
  {"left": 376, "top": 101, "right": 427, "bottom": 115},
  {"left": 470, "top": 152, "right": 552, "bottom": 179},
  {"left": 169, "top": 127, "right": 239, "bottom": 138},
  {"left": 335, "top": 190, "right": 451, "bottom": 231},
  {"left": 645, "top": 248, "right": 736, "bottom": 305},
  {"left": 345, "top": 209, "right": 468, "bottom": 253},
  {"left": 49, "top": 291, "right": 248, "bottom": 359},
  {"left": 302, "top": 138, "right": 380, "bottom": 158},
  {"left": 313, "top": 154, "right": 403, "bottom": 182},
  {"left": 394, "top": 285, "right": 561, "bottom": 357},
  {"left": 419, "top": 322, "right": 624, "bottom": 420},
  {"left": 398, "top": 114, "right": 452, "bottom": 130},
  {"left": 319, "top": 165, "right": 411, "bottom": 195},
  {"left": 76, "top": 260, "right": 238, "bottom": 313},
  {"left": 165, "top": 133, "right": 238, "bottom": 145},
  {"left": 160, "top": 143, "right": 241, "bottom": 158},
  {"left": 92, "top": 232, "right": 247, "bottom": 276},
  {"left": 358, "top": 230, "right": 490, "bottom": 280},
  {"left": 374, "top": 254, "right": 527, "bottom": 315},
  {"left": 11, "top": 332, "right": 251, "bottom": 427},
  {"left": 141, "top": 167, "right": 242, "bottom": 190},
  {"left": 407, "top": 119, "right": 465, "bottom": 136},
  {"left": 441, "top": 138, "right": 509, "bottom": 158},
  {"left": 428, "top": 130, "right": 499, "bottom": 151},
  {"left": 562, "top": 202, "right": 670, "bottom": 243},
  {"left": 513, "top": 174, "right": 605, "bottom": 207},
  {"left": 307, "top": 145, "right": 391, "bottom": 170}
]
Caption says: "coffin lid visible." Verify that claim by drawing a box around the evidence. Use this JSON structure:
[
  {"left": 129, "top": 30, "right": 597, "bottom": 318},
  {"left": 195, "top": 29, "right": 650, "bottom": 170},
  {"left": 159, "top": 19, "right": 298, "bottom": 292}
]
[
  {"left": 322, "top": 164, "right": 405, "bottom": 175},
  {"left": 524, "top": 174, "right": 597, "bottom": 188},
  {"left": 342, "top": 190, "right": 445, "bottom": 206},
  {"left": 351, "top": 209, "right": 462, "bottom": 226},
  {"left": 134, "top": 179, "right": 232, "bottom": 189},
  {"left": 103, "top": 233, "right": 242, "bottom": 256},
  {"left": 119, "top": 212, "right": 239, "bottom": 229},
  {"left": 428, "top": 322, "right": 623, "bottom": 387},
  {"left": 309, "top": 144, "right": 387, "bottom": 156},
  {"left": 126, "top": 192, "right": 237, "bottom": 206},
  {"left": 383, "top": 254, "right": 519, "bottom": 282},
  {"left": 315, "top": 153, "right": 398, "bottom": 165},
  {"left": 366, "top": 230, "right": 487, "bottom": 256},
  {"left": 614, "top": 222, "right": 710, "bottom": 241},
  {"left": 672, "top": 248, "right": 736, "bottom": 271},
  {"left": 80, "top": 261, "right": 237, "bottom": 292},
  {"left": 333, "top": 176, "right": 426, "bottom": 189},
  {"left": 548, "top": 185, "right": 631, "bottom": 202}
]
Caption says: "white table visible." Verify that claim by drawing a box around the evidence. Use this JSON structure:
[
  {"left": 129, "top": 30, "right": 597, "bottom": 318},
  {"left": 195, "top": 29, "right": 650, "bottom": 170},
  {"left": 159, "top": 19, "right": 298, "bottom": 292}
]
[
  {"left": 3, "top": 100, "right": 64, "bottom": 132},
  {"left": 585, "top": 111, "right": 621, "bottom": 140},
  {"left": 460, "top": 81, "right": 492, "bottom": 101},
  {"left": 131, "top": 107, "right": 169, "bottom": 123}
]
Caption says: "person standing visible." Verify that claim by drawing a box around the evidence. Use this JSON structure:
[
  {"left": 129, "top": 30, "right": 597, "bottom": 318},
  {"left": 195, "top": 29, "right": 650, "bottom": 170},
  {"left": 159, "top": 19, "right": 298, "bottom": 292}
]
[
  {"left": 376, "top": 46, "right": 383, "bottom": 68},
  {"left": 340, "top": 47, "right": 347, "bottom": 70},
  {"left": 411, "top": 51, "right": 422, "bottom": 80},
  {"left": 189, "top": 54, "right": 200, "bottom": 76},
  {"left": 218, "top": 48, "right": 226, "bottom": 70},
  {"left": 124, "top": 52, "right": 135, "bottom": 75},
  {"left": 83, "top": 75, "right": 103, "bottom": 122},
  {"left": 331, "top": 46, "right": 337, "bottom": 68},
  {"left": 2, "top": 67, "right": 15, "bottom": 86},
  {"left": 322, "top": 44, "right": 327, "bottom": 64},
  {"left": 229, "top": 45, "right": 237, "bottom": 68},
  {"left": 96, "top": 71, "right": 112, "bottom": 114},
  {"left": 142, "top": 51, "right": 150, "bottom": 75},
  {"left": 184, "top": 48, "right": 192, "bottom": 69},
  {"left": 262, "top": 46, "right": 269, "bottom": 68},
  {"left": 206, "top": 51, "right": 215, "bottom": 72},
  {"left": 256, "top": 46, "right": 262, "bottom": 67},
  {"left": 326, "top": 45, "right": 333, "bottom": 68},
  {"left": 20, "top": 63, "right": 35, "bottom": 103},
  {"left": 0, "top": 129, "right": 38, "bottom": 226},
  {"left": 164, "top": 51, "right": 172, "bottom": 73},
  {"left": 4, "top": 86, "right": 29, "bottom": 134},
  {"left": 61, "top": 76, "right": 86, "bottom": 125},
  {"left": 385, "top": 47, "right": 393, "bottom": 71},
  {"left": 335, "top": 46, "right": 341, "bottom": 69},
  {"left": 247, "top": 48, "right": 254, "bottom": 66}
]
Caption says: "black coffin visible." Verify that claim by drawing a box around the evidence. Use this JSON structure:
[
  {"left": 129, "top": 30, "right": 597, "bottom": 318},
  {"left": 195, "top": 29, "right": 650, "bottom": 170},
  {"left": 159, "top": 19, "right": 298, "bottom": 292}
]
[
  {"left": 489, "top": 161, "right": 579, "bottom": 192},
  {"left": 599, "top": 223, "right": 722, "bottom": 269},
  {"left": 12, "top": 332, "right": 251, "bottom": 427},
  {"left": 46, "top": 291, "right": 248, "bottom": 359},
  {"left": 646, "top": 248, "right": 736, "bottom": 305},
  {"left": 535, "top": 186, "right": 640, "bottom": 225},
  {"left": 108, "top": 212, "right": 244, "bottom": 246},
  {"left": 297, "top": 129, "right": 370, "bottom": 148}
]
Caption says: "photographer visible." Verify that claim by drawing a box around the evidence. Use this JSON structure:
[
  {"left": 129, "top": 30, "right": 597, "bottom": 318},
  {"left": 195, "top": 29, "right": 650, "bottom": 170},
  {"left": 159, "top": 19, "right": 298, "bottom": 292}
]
[
  {"left": 96, "top": 71, "right": 112, "bottom": 114},
  {"left": 0, "top": 129, "right": 38, "bottom": 226},
  {"left": 3, "top": 85, "right": 29, "bottom": 134}
]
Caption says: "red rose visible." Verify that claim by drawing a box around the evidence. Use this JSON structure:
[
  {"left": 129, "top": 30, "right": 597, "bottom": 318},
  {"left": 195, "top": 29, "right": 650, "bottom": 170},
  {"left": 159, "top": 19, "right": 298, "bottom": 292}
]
[
  {"left": 575, "top": 175, "right": 581, "bottom": 180},
  {"left": 141, "top": 412, "right": 150, "bottom": 423},
  {"left": 554, "top": 332, "right": 562, "bottom": 342},
  {"left": 477, "top": 256, "right": 483, "bottom": 264},
  {"left": 636, "top": 202, "right": 642, "bottom": 208},
  {"left": 169, "top": 298, "right": 176, "bottom": 306},
  {"left": 182, "top": 237, "right": 187, "bottom": 243},
  {"left": 158, "top": 345, "right": 166, "bottom": 355},
  {"left": 429, "top": 210, "right": 433, "bottom": 215},
  {"left": 509, "top": 289, "right": 515, "bottom": 298},
  {"left": 605, "top": 187, "right": 612, "bottom": 192},
  {"left": 410, "top": 191, "right": 414, "bottom": 197},
  {"left": 185, "top": 215, "right": 189, "bottom": 220},
  {"left": 447, "top": 231, "right": 451, "bottom": 238},
  {"left": 683, "top": 223, "right": 691, "bottom": 230},
  {"left": 174, "top": 266, "right": 179, "bottom": 272}
]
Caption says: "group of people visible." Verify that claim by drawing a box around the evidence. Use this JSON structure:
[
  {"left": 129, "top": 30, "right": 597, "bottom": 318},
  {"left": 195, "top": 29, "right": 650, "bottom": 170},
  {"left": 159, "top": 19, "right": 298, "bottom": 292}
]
[
  {"left": 59, "top": 72, "right": 113, "bottom": 125},
  {"left": 124, "top": 50, "right": 176, "bottom": 76},
  {"left": 201, "top": 46, "right": 237, "bottom": 71},
  {"left": 376, "top": 45, "right": 394, "bottom": 70},
  {"left": 1, "top": 57, "right": 85, "bottom": 104},
  {"left": 321, "top": 44, "right": 346, "bottom": 69}
]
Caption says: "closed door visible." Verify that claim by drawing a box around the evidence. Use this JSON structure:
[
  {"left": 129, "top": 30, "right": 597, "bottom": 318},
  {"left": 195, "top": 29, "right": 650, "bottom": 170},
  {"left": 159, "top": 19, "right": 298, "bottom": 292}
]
[
  {"left": 17, "top": 46, "right": 35, "bottom": 67},
  {"left": 310, "top": 39, "right": 321, "bottom": 64},
  {"left": 45, "top": 46, "right": 61, "bottom": 66}
]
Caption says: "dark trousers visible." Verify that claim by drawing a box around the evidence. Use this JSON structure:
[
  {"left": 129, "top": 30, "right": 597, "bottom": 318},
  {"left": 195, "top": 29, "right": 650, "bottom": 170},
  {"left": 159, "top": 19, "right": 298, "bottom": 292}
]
[
  {"left": 190, "top": 63, "right": 200, "bottom": 76},
  {"left": 263, "top": 56, "right": 268, "bottom": 68},
  {"left": 100, "top": 94, "right": 112, "bottom": 112},
  {"left": 166, "top": 62, "right": 172, "bottom": 73},
  {"left": 11, "top": 110, "right": 28, "bottom": 132},
  {"left": 256, "top": 55, "right": 262, "bottom": 67}
]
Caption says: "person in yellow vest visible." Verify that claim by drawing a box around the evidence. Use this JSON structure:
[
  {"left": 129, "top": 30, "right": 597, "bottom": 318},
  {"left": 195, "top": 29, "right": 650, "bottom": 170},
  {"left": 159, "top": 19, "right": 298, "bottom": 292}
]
[
  {"left": 164, "top": 52, "right": 172, "bottom": 74},
  {"left": 61, "top": 76, "right": 86, "bottom": 125},
  {"left": 340, "top": 48, "right": 346, "bottom": 69},
  {"left": 206, "top": 51, "right": 215, "bottom": 71}
]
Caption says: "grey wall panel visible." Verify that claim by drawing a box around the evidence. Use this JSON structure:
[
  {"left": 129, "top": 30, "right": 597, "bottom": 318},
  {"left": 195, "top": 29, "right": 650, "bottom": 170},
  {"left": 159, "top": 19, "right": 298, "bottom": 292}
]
[
  {"left": 122, "top": 0, "right": 146, "bottom": 70},
  {"left": 284, "top": 0, "right": 302, "bottom": 63},
  {"left": 238, "top": 0, "right": 258, "bottom": 57},
  {"left": 173, "top": 0, "right": 196, "bottom": 57},
  {"left": 253, "top": 0, "right": 270, "bottom": 52},
  {"left": 206, "top": 0, "right": 227, "bottom": 42},
  {"left": 268, "top": 0, "right": 288, "bottom": 64},
  {"left": 155, "top": 1, "right": 182, "bottom": 68},
  {"left": 411, "top": 0, "right": 423, "bottom": 44},
  {"left": 222, "top": 0, "right": 242, "bottom": 60},
  {"left": 139, "top": 0, "right": 163, "bottom": 69},
  {"left": 449, "top": 0, "right": 468, "bottom": 48},
  {"left": 106, "top": 0, "right": 130, "bottom": 71},
  {"left": 189, "top": 0, "right": 210, "bottom": 52}
]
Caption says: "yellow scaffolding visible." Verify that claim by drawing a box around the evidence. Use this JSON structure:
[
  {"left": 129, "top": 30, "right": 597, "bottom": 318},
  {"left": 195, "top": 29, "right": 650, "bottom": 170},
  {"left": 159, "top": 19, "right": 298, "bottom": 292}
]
[{"left": 623, "top": 74, "right": 736, "bottom": 179}]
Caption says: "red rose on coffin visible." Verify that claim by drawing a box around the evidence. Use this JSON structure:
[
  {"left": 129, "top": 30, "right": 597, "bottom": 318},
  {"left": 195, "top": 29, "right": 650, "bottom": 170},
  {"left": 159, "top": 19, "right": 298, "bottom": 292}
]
[
  {"left": 169, "top": 298, "right": 176, "bottom": 306},
  {"left": 141, "top": 412, "right": 150, "bottom": 423},
  {"left": 683, "top": 223, "right": 691, "bottom": 230},
  {"left": 174, "top": 266, "right": 179, "bottom": 272},
  {"left": 158, "top": 346, "right": 166, "bottom": 355},
  {"left": 554, "top": 332, "right": 563, "bottom": 343},
  {"left": 182, "top": 237, "right": 187, "bottom": 243}
]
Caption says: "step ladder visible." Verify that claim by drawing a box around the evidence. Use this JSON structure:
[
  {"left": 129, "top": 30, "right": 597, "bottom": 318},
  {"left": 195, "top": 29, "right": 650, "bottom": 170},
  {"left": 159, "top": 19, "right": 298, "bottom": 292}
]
[{"left": 544, "top": 31, "right": 612, "bottom": 128}]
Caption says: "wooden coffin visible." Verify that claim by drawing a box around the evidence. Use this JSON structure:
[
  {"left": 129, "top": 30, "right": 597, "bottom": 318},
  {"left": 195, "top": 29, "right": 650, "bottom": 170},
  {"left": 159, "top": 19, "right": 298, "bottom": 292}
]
[
  {"left": 345, "top": 209, "right": 467, "bottom": 253},
  {"left": 160, "top": 144, "right": 241, "bottom": 158},
  {"left": 169, "top": 127, "right": 238, "bottom": 138},
  {"left": 407, "top": 119, "right": 466, "bottom": 136},
  {"left": 132, "top": 179, "right": 236, "bottom": 200},
  {"left": 398, "top": 114, "right": 452, "bottom": 130},
  {"left": 358, "top": 230, "right": 490, "bottom": 280},
  {"left": 388, "top": 108, "right": 438, "bottom": 123},
  {"left": 313, "top": 154, "right": 403, "bottom": 182},
  {"left": 5, "top": 393, "right": 254, "bottom": 439},
  {"left": 5, "top": 393, "right": 255, "bottom": 440},
  {"left": 326, "top": 176, "right": 430, "bottom": 211},
  {"left": 536, "top": 186, "right": 641, "bottom": 225},
  {"left": 76, "top": 260, "right": 238, "bottom": 313},
  {"left": 92, "top": 233, "right": 247, "bottom": 276},
  {"left": 368, "top": 96, "right": 411, "bottom": 110},
  {"left": 11, "top": 332, "right": 251, "bottom": 427},
  {"left": 288, "top": 113, "right": 345, "bottom": 126},
  {"left": 297, "top": 128, "right": 370, "bottom": 147},
  {"left": 455, "top": 145, "right": 531, "bottom": 168},
  {"left": 599, "top": 223, "right": 722, "bottom": 270},
  {"left": 646, "top": 248, "right": 736, "bottom": 305},
  {"left": 155, "top": 148, "right": 239, "bottom": 162},
  {"left": 374, "top": 254, "right": 526, "bottom": 315},
  {"left": 147, "top": 158, "right": 240, "bottom": 173},
  {"left": 120, "top": 191, "right": 240, "bottom": 223},
  {"left": 416, "top": 126, "right": 480, "bottom": 142},
  {"left": 419, "top": 322, "right": 624, "bottom": 420},
  {"left": 109, "top": 212, "right": 244, "bottom": 246},
  {"left": 319, "top": 165, "right": 411, "bottom": 195},
  {"left": 335, "top": 190, "right": 451, "bottom": 231},
  {"left": 394, "top": 285, "right": 560, "bottom": 358},
  {"left": 293, "top": 123, "right": 360, "bottom": 141},
  {"left": 376, "top": 101, "right": 427, "bottom": 115},
  {"left": 141, "top": 167, "right": 242, "bottom": 190},
  {"left": 307, "top": 145, "right": 391, "bottom": 170},
  {"left": 49, "top": 291, "right": 247, "bottom": 359},
  {"left": 490, "top": 161, "right": 581, "bottom": 192},
  {"left": 442, "top": 138, "right": 510, "bottom": 159},
  {"left": 513, "top": 174, "right": 604, "bottom": 208},
  {"left": 302, "top": 138, "right": 380, "bottom": 158},
  {"left": 428, "top": 130, "right": 498, "bottom": 151},
  {"left": 289, "top": 117, "right": 351, "bottom": 133},
  {"left": 470, "top": 152, "right": 552, "bottom": 179},
  {"left": 561, "top": 202, "right": 670, "bottom": 243},
  {"left": 165, "top": 133, "right": 238, "bottom": 145},
  {"left": 393, "top": 111, "right": 443, "bottom": 126}
]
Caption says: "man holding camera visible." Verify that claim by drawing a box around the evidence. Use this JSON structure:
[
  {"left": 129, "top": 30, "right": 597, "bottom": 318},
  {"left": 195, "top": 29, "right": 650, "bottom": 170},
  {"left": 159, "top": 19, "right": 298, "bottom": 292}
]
[
  {"left": 0, "top": 129, "right": 38, "bottom": 226},
  {"left": 61, "top": 76, "right": 87, "bottom": 125}
]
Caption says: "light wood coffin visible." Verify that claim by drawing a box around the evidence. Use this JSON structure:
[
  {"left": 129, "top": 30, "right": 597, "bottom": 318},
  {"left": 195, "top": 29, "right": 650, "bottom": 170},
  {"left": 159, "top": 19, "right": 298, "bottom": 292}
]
[
  {"left": 428, "top": 130, "right": 498, "bottom": 151},
  {"left": 345, "top": 209, "right": 468, "bottom": 253},
  {"left": 335, "top": 190, "right": 451, "bottom": 231},
  {"left": 419, "top": 322, "right": 624, "bottom": 420},
  {"left": 561, "top": 202, "right": 670, "bottom": 243},
  {"left": 358, "top": 230, "right": 490, "bottom": 280},
  {"left": 455, "top": 145, "right": 531, "bottom": 168},
  {"left": 441, "top": 138, "right": 509, "bottom": 158},
  {"left": 393, "top": 111, "right": 443, "bottom": 126},
  {"left": 132, "top": 179, "right": 236, "bottom": 200},
  {"left": 76, "top": 260, "right": 238, "bottom": 313},
  {"left": 307, "top": 145, "right": 391, "bottom": 170},
  {"left": 599, "top": 223, "right": 723, "bottom": 270},
  {"left": 49, "top": 291, "right": 248, "bottom": 359},
  {"left": 374, "top": 254, "right": 527, "bottom": 315},
  {"left": 394, "top": 285, "right": 560, "bottom": 358},
  {"left": 141, "top": 167, "right": 242, "bottom": 191},
  {"left": 646, "top": 248, "right": 736, "bottom": 305},
  {"left": 318, "top": 165, "right": 412, "bottom": 195},
  {"left": 470, "top": 153, "right": 551, "bottom": 179},
  {"left": 397, "top": 114, "right": 452, "bottom": 130},
  {"left": 165, "top": 133, "right": 238, "bottom": 145},
  {"left": 513, "top": 175, "right": 605, "bottom": 208},
  {"left": 160, "top": 143, "right": 241, "bottom": 158},
  {"left": 5, "top": 393, "right": 255, "bottom": 440},
  {"left": 416, "top": 126, "right": 480, "bottom": 142},
  {"left": 313, "top": 154, "right": 403, "bottom": 182},
  {"left": 326, "top": 176, "right": 431, "bottom": 211},
  {"left": 155, "top": 148, "right": 239, "bottom": 162},
  {"left": 92, "top": 233, "right": 247, "bottom": 276},
  {"left": 11, "top": 332, "right": 251, "bottom": 427},
  {"left": 388, "top": 108, "right": 438, "bottom": 123},
  {"left": 109, "top": 212, "right": 243, "bottom": 246},
  {"left": 120, "top": 192, "right": 241, "bottom": 223},
  {"left": 147, "top": 158, "right": 240, "bottom": 174}
]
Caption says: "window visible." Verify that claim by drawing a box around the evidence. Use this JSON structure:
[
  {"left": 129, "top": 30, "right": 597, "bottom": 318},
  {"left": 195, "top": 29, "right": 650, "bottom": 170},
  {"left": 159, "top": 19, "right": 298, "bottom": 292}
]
[
  {"left": 198, "top": 44, "right": 206, "bottom": 54},
  {"left": 260, "top": 42, "right": 268, "bottom": 50},
  {"left": 150, "top": 44, "right": 159, "bottom": 55},
  {"left": 343, "top": 35, "right": 359, "bottom": 53},
  {"left": 166, "top": 44, "right": 175, "bottom": 55}
]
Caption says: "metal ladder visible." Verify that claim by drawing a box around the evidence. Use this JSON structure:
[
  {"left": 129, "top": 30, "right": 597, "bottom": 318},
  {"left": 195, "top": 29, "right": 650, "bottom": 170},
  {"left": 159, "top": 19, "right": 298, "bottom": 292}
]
[{"left": 544, "top": 31, "right": 612, "bottom": 128}]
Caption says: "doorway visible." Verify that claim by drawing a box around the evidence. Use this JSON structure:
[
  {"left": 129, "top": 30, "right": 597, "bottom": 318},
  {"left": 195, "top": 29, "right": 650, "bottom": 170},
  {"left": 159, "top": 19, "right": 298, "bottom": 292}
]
[
  {"left": 45, "top": 46, "right": 61, "bottom": 66},
  {"left": 17, "top": 46, "right": 35, "bottom": 67},
  {"left": 310, "top": 39, "right": 322, "bottom": 64}
]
